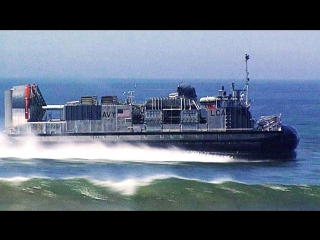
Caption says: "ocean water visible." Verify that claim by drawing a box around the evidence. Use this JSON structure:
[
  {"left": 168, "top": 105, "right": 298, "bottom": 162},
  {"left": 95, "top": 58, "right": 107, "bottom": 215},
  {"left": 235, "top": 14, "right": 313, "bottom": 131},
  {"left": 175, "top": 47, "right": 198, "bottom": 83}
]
[{"left": 0, "top": 78, "right": 319, "bottom": 211}]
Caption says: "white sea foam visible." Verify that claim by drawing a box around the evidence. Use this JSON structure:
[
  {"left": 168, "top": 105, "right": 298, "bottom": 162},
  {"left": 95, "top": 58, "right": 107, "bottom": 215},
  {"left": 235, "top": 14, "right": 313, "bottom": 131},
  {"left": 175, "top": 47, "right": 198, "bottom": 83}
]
[
  {"left": 89, "top": 175, "right": 240, "bottom": 196},
  {"left": 91, "top": 174, "right": 173, "bottom": 195},
  {"left": 263, "top": 184, "right": 290, "bottom": 192},
  {"left": 0, "top": 176, "right": 31, "bottom": 183},
  {"left": 0, "top": 132, "right": 236, "bottom": 163}
]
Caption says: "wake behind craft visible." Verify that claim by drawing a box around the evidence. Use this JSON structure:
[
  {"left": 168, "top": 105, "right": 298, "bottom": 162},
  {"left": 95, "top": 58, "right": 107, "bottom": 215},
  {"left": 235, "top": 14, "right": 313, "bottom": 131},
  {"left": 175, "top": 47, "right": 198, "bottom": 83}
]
[{"left": 3, "top": 54, "right": 300, "bottom": 159}]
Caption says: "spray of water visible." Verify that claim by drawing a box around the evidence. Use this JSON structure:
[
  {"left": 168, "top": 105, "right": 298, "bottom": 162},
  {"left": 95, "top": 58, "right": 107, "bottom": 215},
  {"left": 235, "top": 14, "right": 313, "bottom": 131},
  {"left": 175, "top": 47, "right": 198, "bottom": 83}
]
[{"left": 0, "top": 132, "right": 237, "bottom": 163}]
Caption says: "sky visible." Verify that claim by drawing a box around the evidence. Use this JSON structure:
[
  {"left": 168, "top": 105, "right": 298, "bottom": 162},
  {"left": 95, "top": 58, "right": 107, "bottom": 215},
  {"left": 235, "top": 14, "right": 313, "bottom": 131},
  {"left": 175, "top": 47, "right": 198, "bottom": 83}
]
[{"left": 1, "top": 30, "right": 320, "bottom": 81}]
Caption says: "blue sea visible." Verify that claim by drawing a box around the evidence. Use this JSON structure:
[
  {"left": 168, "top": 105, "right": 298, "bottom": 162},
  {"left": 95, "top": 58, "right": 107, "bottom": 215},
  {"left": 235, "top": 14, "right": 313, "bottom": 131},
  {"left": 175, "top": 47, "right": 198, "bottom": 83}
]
[{"left": 0, "top": 78, "right": 319, "bottom": 211}]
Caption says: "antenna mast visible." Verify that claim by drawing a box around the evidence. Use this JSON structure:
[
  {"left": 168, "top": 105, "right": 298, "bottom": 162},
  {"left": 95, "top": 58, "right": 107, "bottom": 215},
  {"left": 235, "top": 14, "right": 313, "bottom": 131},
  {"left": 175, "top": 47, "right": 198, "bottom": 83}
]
[{"left": 245, "top": 54, "right": 250, "bottom": 106}]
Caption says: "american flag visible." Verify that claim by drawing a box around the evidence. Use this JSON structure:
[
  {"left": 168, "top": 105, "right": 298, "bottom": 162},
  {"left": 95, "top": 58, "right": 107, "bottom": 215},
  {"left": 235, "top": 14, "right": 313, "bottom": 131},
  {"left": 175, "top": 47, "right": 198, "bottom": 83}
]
[{"left": 117, "top": 109, "right": 131, "bottom": 118}]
